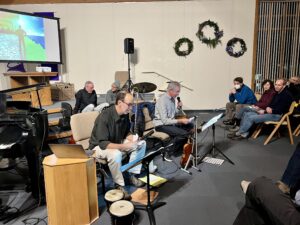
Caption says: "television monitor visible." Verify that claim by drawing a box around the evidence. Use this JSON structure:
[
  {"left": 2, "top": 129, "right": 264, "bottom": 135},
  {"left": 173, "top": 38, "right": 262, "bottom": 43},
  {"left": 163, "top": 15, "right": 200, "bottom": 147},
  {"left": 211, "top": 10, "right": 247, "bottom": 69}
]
[{"left": 0, "top": 8, "right": 62, "bottom": 64}]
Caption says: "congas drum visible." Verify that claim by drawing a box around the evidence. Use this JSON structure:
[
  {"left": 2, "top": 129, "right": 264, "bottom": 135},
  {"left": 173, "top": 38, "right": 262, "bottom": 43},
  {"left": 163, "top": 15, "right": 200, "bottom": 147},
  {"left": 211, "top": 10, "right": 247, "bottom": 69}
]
[
  {"left": 109, "top": 200, "right": 135, "bottom": 225},
  {"left": 104, "top": 189, "right": 124, "bottom": 207}
]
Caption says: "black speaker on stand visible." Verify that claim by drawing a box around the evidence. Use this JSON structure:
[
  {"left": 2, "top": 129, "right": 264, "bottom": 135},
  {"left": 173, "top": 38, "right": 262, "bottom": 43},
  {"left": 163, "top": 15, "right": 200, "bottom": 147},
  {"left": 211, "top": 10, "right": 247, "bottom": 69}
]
[{"left": 124, "top": 38, "right": 134, "bottom": 92}]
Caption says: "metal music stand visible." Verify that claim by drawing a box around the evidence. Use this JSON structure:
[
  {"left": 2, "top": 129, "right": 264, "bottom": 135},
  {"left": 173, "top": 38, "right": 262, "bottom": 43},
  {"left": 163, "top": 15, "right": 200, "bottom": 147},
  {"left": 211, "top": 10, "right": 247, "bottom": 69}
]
[
  {"left": 121, "top": 146, "right": 168, "bottom": 225},
  {"left": 198, "top": 113, "right": 234, "bottom": 165},
  {"left": 180, "top": 116, "right": 201, "bottom": 175}
]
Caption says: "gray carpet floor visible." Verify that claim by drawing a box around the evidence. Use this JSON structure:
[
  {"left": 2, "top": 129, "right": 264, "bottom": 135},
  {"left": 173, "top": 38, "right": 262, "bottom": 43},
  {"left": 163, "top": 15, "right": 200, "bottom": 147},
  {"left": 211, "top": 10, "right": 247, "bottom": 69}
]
[{"left": 0, "top": 111, "right": 299, "bottom": 225}]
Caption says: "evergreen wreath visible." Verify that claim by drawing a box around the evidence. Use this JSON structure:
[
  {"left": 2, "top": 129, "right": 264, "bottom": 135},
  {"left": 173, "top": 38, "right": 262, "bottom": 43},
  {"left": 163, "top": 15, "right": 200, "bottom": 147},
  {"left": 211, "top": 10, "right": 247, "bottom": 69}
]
[
  {"left": 226, "top": 37, "right": 247, "bottom": 58},
  {"left": 196, "top": 20, "right": 223, "bottom": 49},
  {"left": 174, "top": 37, "right": 194, "bottom": 57}
]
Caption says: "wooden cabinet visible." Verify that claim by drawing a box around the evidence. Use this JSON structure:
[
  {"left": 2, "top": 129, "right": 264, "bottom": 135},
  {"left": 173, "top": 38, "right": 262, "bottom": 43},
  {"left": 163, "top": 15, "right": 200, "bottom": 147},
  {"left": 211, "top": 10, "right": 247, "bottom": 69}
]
[
  {"left": 43, "top": 154, "right": 99, "bottom": 225},
  {"left": 3, "top": 72, "right": 58, "bottom": 107}
]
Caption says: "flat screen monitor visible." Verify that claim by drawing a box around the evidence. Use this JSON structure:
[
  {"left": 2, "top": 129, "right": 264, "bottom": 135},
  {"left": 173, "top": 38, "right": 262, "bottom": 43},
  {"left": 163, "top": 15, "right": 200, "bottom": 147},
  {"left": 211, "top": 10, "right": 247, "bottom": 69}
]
[{"left": 0, "top": 8, "right": 62, "bottom": 64}]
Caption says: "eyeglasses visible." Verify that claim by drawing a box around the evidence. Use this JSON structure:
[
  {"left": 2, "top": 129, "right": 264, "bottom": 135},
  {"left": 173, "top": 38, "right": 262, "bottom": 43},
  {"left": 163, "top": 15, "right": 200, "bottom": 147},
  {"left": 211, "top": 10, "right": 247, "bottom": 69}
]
[{"left": 122, "top": 101, "right": 133, "bottom": 107}]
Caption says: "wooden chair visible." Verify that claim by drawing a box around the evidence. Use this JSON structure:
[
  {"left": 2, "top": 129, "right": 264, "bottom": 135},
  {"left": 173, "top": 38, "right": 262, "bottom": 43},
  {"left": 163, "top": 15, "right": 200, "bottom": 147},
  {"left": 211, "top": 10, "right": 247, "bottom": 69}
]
[
  {"left": 292, "top": 114, "right": 300, "bottom": 136},
  {"left": 142, "top": 107, "right": 170, "bottom": 148},
  {"left": 70, "top": 111, "right": 107, "bottom": 193},
  {"left": 252, "top": 101, "right": 297, "bottom": 145}
]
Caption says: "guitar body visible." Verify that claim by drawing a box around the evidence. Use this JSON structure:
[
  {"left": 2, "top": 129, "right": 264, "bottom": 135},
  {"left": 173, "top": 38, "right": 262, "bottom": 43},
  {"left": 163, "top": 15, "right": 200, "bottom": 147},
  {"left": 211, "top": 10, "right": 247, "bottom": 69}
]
[{"left": 180, "top": 138, "right": 193, "bottom": 168}]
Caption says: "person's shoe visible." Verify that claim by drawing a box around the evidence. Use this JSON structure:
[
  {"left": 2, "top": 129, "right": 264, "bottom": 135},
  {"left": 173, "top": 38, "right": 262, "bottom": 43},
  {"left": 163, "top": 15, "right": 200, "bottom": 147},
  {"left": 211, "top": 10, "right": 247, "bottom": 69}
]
[
  {"left": 227, "top": 132, "right": 236, "bottom": 139},
  {"left": 240, "top": 180, "right": 251, "bottom": 194},
  {"left": 276, "top": 180, "right": 290, "bottom": 194},
  {"left": 163, "top": 152, "right": 173, "bottom": 162},
  {"left": 116, "top": 185, "right": 132, "bottom": 200},
  {"left": 130, "top": 175, "right": 145, "bottom": 188},
  {"left": 223, "top": 119, "right": 235, "bottom": 125},
  {"left": 229, "top": 126, "right": 240, "bottom": 132},
  {"left": 149, "top": 165, "right": 158, "bottom": 173}
]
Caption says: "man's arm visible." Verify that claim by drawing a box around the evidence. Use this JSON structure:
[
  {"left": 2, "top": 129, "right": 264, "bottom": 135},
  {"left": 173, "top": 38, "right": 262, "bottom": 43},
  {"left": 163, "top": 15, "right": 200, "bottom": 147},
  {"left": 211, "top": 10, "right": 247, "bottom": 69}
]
[{"left": 73, "top": 91, "right": 82, "bottom": 113}]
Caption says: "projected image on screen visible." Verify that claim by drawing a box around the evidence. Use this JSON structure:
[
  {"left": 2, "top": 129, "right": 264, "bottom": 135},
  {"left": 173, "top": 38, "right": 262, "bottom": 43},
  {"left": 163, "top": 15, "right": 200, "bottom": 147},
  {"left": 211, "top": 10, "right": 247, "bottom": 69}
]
[
  {"left": 0, "top": 14, "right": 46, "bottom": 61},
  {"left": 0, "top": 9, "right": 61, "bottom": 64}
]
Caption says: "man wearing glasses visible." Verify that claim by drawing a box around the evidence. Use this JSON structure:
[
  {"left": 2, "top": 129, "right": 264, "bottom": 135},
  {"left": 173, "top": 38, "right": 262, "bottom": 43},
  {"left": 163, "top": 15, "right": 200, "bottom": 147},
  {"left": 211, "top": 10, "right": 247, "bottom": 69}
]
[{"left": 89, "top": 91, "right": 147, "bottom": 200}]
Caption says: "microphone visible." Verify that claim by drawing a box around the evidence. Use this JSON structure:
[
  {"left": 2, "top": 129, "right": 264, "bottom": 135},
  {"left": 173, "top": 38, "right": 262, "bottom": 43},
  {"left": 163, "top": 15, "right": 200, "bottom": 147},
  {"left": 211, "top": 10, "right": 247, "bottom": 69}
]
[{"left": 177, "top": 97, "right": 182, "bottom": 109}]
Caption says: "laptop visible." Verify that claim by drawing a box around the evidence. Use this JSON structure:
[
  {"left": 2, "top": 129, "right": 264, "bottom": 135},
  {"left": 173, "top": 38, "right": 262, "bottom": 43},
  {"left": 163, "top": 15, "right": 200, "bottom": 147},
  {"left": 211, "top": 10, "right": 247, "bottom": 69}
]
[{"left": 49, "top": 144, "right": 92, "bottom": 159}]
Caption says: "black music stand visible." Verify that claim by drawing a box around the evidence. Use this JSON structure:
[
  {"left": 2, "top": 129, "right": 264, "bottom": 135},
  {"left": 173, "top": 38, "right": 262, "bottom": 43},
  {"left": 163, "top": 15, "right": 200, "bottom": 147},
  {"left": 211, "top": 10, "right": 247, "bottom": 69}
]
[
  {"left": 199, "top": 113, "right": 234, "bottom": 165},
  {"left": 121, "top": 147, "right": 167, "bottom": 225}
]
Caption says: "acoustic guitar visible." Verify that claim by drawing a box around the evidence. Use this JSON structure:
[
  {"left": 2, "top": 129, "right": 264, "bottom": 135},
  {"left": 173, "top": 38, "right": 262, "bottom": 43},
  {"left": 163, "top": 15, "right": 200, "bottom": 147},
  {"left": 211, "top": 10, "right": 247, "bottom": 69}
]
[{"left": 180, "top": 137, "right": 193, "bottom": 168}]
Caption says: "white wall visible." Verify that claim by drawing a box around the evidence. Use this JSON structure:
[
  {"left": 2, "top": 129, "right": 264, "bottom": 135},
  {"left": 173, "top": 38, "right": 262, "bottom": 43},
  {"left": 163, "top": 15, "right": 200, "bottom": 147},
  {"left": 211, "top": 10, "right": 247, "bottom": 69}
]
[{"left": 0, "top": 0, "right": 256, "bottom": 109}]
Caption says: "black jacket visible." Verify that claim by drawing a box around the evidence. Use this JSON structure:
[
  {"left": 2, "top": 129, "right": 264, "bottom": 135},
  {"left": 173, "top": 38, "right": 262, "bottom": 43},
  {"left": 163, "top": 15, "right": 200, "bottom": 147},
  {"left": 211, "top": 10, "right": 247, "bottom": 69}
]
[
  {"left": 73, "top": 88, "right": 97, "bottom": 113},
  {"left": 269, "top": 87, "right": 293, "bottom": 115}
]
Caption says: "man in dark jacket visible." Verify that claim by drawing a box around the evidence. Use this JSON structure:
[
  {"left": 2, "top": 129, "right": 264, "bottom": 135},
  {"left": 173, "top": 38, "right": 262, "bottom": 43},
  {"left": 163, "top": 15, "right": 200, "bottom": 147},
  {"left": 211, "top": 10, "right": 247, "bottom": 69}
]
[{"left": 73, "top": 81, "right": 109, "bottom": 114}]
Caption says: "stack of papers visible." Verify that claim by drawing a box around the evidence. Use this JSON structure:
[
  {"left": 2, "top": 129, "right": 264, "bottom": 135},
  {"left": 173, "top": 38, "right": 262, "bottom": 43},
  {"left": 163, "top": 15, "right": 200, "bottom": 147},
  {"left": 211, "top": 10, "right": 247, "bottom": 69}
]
[
  {"left": 139, "top": 174, "right": 167, "bottom": 187},
  {"left": 202, "top": 157, "right": 224, "bottom": 166}
]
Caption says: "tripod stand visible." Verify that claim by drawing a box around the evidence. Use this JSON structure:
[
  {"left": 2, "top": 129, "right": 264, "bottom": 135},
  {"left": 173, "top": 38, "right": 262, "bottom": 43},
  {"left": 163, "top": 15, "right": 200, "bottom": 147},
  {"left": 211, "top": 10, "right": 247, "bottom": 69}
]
[{"left": 199, "top": 123, "right": 234, "bottom": 165}]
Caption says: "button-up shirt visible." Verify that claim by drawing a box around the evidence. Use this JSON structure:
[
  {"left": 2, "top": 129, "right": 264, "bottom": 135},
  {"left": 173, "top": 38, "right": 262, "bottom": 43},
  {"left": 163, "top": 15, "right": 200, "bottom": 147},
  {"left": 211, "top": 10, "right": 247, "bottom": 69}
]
[
  {"left": 88, "top": 105, "right": 131, "bottom": 150},
  {"left": 153, "top": 93, "right": 179, "bottom": 126}
]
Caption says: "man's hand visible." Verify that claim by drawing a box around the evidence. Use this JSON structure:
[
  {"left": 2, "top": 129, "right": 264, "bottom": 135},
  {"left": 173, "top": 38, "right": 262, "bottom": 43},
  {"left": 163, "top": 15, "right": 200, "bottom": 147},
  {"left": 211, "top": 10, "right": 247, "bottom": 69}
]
[
  {"left": 266, "top": 107, "right": 273, "bottom": 114},
  {"left": 257, "top": 109, "right": 265, "bottom": 115},
  {"left": 122, "top": 141, "right": 138, "bottom": 151},
  {"left": 177, "top": 101, "right": 183, "bottom": 109},
  {"left": 230, "top": 88, "right": 236, "bottom": 94},
  {"left": 178, "top": 118, "right": 190, "bottom": 124}
]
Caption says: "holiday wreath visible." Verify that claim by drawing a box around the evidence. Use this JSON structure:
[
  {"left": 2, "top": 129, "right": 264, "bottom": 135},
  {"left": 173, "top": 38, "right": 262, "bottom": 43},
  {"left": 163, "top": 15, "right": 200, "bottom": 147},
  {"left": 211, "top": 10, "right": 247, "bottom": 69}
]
[
  {"left": 226, "top": 37, "right": 247, "bottom": 58},
  {"left": 174, "top": 37, "right": 193, "bottom": 57},
  {"left": 196, "top": 20, "right": 223, "bottom": 49}
]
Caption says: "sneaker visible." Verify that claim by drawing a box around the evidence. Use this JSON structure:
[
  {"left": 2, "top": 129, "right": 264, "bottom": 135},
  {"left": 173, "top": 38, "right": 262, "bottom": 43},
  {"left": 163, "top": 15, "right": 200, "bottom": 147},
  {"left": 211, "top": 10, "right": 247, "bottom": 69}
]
[
  {"left": 229, "top": 126, "right": 240, "bottom": 132},
  {"left": 149, "top": 165, "right": 158, "bottom": 173},
  {"left": 223, "top": 120, "right": 235, "bottom": 125},
  {"left": 115, "top": 185, "right": 132, "bottom": 200},
  {"left": 227, "top": 132, "right": 236, "bottom": 139},
  {"left": 130, "top": 175, "right": 145, "bottom": 188},
  {"left": 240, "top": 180, "right": 251, "bottom": 194},
  {"left": 163, "top": 152, "right": 173, "bottom": 162},
  {"left": 276, "top": 180, "right": 290, "bottom": 194}
]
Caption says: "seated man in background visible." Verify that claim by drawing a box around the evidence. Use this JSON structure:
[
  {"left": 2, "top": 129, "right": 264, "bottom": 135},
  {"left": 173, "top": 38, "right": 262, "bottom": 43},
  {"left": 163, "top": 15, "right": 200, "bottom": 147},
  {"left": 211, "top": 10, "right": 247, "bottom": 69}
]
[
  {"left": 234, "top": 177, "right": 300, "bottom": 225},
  {"left": 106, "top": 80, "right": 121, "bottom": 105},
  {"left": 223, "top": 77, "right": 257, "bottom": 126},
  {"left": 288, "top": 76, "right": 300, "bottom": 102},
  {"left": 153, "top": 81, "right": 194, "bottom": 158},
  {"left": 89, "top": 91, "right": 154, "bottom": 200},
  {"left": 73, "top": 81, "right": 108, "bottom": 114},
  {"left": 229, "top": 78, "right": 293, "bottom": 139}
]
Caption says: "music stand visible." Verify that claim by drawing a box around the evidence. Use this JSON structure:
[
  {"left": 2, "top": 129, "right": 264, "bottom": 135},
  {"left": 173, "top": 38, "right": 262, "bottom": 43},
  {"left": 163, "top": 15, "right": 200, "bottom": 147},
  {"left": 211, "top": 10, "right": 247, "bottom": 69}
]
[
  {"left": 199, "top": 113, "right": 234, "bottom": 165},
  {"left": 121, "top": 147, "right": 167, "bottom": 225}
]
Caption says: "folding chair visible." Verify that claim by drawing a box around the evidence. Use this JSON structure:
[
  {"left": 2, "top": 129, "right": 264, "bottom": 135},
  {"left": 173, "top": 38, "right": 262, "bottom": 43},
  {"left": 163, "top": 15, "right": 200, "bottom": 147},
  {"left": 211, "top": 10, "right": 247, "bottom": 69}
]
[{"left": 252, "top": 101, "right": 297, "bottom": 145}]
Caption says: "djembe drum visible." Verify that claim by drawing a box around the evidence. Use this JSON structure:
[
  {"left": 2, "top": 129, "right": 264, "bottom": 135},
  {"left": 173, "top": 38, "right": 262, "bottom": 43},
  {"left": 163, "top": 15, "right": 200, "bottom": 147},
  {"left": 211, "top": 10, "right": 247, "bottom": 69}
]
[{"left": 109, "top": 200, "right": 135, "bottom": 225}]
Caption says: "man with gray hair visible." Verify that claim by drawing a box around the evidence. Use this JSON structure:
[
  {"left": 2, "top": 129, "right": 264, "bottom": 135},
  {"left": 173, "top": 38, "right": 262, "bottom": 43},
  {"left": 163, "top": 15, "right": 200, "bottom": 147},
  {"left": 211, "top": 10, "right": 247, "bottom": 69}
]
[
  {"left": 154, "top": 81, "right": 194, "bottom": 158},
  {"left": 73, "top": 81, "right": 109, "bottom": 114}
]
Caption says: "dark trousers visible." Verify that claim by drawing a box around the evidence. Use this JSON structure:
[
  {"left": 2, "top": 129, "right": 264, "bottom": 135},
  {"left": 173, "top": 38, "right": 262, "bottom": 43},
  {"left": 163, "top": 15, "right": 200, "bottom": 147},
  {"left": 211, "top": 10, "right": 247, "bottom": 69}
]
[
  {"left": 282, "top": 142, "right": 300, "bottom": 187},
  {"left": 233, "top": 177, "right": 300, "bottom": 225},
  {"left": 155, "top": 123, "right": 193, "bottom": 153}
]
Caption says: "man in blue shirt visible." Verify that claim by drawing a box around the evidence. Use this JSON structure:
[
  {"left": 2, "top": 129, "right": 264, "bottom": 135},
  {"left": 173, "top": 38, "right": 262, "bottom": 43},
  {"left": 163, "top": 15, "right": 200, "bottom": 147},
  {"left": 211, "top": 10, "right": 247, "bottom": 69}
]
[{"left": 223, "top": 77, "right": 257, "bottom": 125}]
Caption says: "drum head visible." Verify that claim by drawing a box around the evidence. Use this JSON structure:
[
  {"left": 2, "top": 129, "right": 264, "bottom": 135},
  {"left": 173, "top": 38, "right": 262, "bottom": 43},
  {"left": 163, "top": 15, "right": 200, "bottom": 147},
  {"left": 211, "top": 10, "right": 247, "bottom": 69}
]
[
  {"left": 109, "top": 200, "right": 134, "bottom": 217},
  {"left": 105, "top": 189, "right": 124, "bottom": 202}
]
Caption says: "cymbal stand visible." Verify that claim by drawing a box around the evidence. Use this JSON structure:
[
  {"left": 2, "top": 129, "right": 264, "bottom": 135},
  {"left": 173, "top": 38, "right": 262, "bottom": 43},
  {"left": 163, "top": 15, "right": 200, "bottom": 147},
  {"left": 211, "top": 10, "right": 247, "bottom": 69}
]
[{"left": 180, "top": 116, "right": 201, "bottom": 175}]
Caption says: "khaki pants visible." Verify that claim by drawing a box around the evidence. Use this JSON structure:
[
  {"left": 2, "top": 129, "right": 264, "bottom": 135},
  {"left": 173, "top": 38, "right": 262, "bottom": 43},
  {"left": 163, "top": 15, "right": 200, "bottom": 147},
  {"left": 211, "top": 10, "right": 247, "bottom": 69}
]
[
  {"left": 93, "top": 141, "right": 146, "bottom": 186},
  {"left": 225, "top": 102, "right": 249, "bottom": 121}
]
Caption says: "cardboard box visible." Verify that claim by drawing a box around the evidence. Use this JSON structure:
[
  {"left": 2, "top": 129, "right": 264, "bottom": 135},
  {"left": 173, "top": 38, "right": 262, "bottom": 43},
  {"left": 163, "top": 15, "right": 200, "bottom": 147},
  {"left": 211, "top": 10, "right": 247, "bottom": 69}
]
[{"left": 51, "top": 82, "right": 75, "bottom": 101}]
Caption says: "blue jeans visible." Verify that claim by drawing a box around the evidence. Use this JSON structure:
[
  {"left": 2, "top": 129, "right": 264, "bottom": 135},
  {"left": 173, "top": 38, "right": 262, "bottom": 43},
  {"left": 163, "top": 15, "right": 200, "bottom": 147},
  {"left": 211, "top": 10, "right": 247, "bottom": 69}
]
[
  {"left": 281, "top": 143, "right": 300, "bottom": 187},
  {"left": 236, "top": 107, "right": 257, "bottom": 120},
  {"left": 239, "top": 112, "right": 281, "bottom": 134}
]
